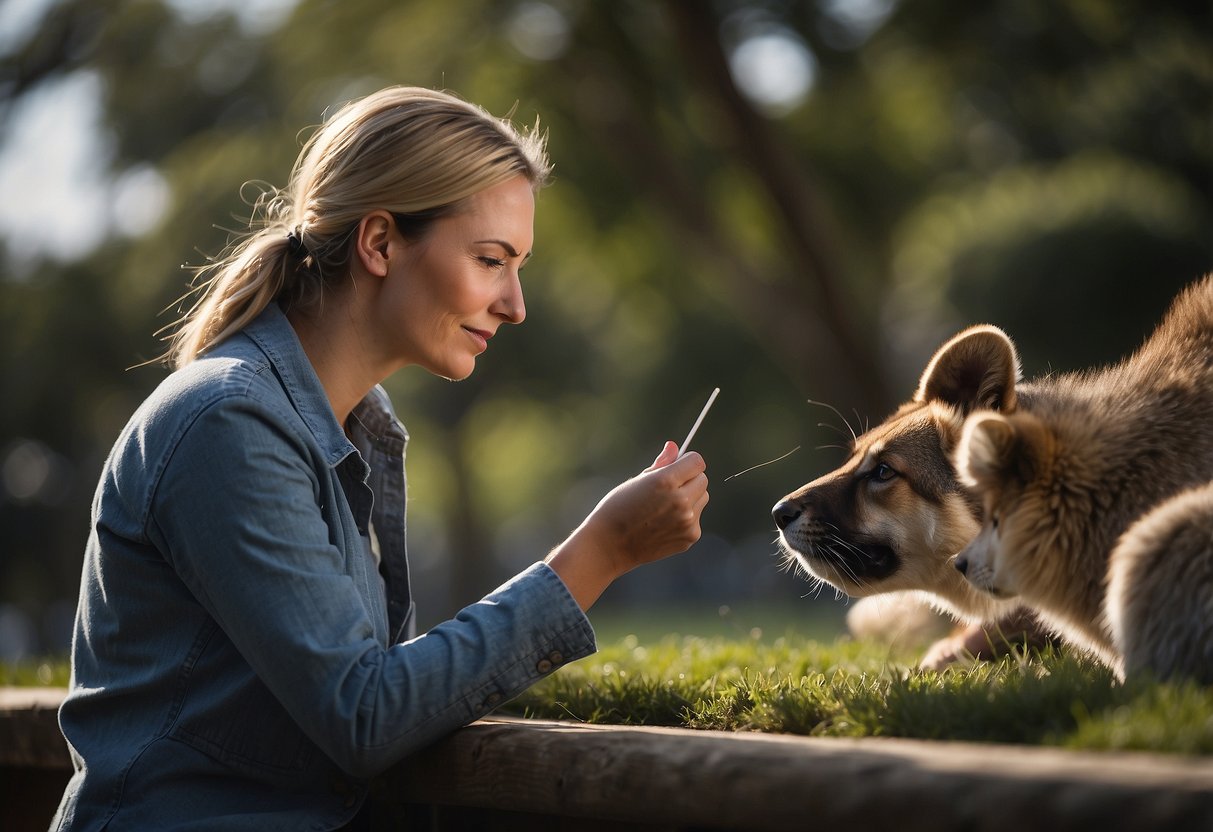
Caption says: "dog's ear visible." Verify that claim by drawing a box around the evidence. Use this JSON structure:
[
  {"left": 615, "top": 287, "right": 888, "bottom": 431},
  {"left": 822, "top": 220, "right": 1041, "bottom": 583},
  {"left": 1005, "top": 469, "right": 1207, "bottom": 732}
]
[
  {"left": 915, "top": 325, "right": 1021, "bottom": 414},
  {"left": 955, "top": 411, "right": 1046, "bottom": 491}
]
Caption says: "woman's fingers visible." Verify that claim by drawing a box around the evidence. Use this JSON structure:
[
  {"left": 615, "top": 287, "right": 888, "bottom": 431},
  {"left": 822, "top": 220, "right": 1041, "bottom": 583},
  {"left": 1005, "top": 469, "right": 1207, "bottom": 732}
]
[
  {"left": 612, "top": 451, "right": 709, "bottom": 565},
  {"left": 644, "top": 440, "right": 680, "bottom": 472},
  {"left": 546, "top": 449, "right": 711, "bottom": 610}
]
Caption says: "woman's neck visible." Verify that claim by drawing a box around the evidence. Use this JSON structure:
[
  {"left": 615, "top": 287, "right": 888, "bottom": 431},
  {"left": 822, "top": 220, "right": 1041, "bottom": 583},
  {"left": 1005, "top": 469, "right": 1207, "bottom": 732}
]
[{"left": 286, "top": 287, "right": 388, "bottom": 429}]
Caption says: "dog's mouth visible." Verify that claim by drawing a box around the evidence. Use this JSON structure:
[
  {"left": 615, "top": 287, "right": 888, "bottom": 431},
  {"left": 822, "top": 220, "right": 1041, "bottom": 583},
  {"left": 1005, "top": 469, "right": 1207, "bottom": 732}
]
[
  {"left": 954, "top": 559, "right": 1017, "bottom": 600},
  {"left": 780, "top": 527, "right": 900, "bottom": 591},
  {"left": 975, "top": 583, "right": 1015, "bottom": 600}
]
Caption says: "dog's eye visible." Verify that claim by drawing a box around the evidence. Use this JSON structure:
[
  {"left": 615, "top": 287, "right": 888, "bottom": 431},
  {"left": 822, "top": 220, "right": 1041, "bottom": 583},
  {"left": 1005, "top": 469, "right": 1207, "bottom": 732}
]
[{"left": 871, "top": 463, "right": 898, "bottom": 482}]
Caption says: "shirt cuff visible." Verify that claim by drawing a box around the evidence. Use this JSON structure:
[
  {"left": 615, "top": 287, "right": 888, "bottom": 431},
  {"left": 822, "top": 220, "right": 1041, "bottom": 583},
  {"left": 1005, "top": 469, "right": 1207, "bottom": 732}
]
[{"left": 491, "top": 560, "right": 598, "bottom": 659}]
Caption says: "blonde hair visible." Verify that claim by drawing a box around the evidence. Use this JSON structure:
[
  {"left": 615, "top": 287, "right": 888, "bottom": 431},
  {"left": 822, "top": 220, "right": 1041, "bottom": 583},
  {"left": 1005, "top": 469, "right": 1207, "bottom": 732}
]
[{"left": 165, "top": 86, "right": 552, "bottom": 368}]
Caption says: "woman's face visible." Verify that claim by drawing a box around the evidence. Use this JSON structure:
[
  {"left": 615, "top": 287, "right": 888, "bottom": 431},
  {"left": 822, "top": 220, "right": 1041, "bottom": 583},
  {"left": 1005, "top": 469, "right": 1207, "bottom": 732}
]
[{"left": 379, "top": 175, "right": 535, "bottom": 381}]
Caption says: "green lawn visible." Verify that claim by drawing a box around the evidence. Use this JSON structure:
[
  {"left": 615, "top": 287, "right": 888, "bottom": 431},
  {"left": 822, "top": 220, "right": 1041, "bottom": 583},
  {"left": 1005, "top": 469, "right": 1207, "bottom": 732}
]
[
  {"left": 501, "top": 630, "right": 1213, "bottom": 756},
  {"left": 9, "top": 606, "right": 1211, "bottom": 756},
  {"left": 1, "top": 659, "right": 68, "bottom": 687},
  {"left": 587, "top": 600, "right": 849, "bottom": 646}
]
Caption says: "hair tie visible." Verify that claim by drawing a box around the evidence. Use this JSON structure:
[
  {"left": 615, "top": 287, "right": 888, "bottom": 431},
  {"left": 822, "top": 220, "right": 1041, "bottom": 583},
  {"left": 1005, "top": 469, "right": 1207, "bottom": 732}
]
[{"left": 286, "top": 228, "right": 308, "bottom": 260}]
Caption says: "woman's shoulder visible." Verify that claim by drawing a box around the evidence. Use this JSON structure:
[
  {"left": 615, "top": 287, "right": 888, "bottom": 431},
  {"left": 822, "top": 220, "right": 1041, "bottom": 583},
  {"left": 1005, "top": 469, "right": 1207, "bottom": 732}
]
[
  {"left": 118, "top": 334, "right": 301, "bottom": 461},
  {"left": 100, "top": 336, "right": 319, "bottom": 535},
  {"left": 151, "top": 337, "right": 284, "bottom": 419}
]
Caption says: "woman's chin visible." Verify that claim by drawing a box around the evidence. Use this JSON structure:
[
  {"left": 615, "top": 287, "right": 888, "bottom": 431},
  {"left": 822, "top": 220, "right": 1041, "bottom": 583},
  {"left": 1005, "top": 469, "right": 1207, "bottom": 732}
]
[{"left": 426, "top": 358, "right": 476, "bottom": 382}]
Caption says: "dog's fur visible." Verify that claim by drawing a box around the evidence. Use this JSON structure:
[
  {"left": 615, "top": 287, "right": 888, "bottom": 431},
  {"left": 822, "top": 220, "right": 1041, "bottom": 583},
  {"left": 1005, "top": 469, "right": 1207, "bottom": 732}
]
[
  {"left": 954, "top": 276, "right": 1213, "bottom": 682},
  {"left": 772, "top": 323, "right": 1043, "bottom": 641}
]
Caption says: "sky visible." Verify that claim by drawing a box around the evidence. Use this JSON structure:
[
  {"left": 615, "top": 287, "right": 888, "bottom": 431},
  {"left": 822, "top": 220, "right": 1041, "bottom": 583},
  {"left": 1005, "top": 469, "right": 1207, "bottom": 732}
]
[{"left": 0, "top": 0, "right": 295, "bottom": 274}]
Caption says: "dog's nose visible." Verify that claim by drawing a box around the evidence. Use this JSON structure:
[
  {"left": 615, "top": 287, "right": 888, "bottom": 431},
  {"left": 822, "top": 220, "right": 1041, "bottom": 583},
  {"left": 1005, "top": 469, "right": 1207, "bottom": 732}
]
[
  {"left": 772, "top": 500, "right": 801, "bottom": 530},
  {"left": 954, "top": 557, "right": 969, "bottom": 576}
]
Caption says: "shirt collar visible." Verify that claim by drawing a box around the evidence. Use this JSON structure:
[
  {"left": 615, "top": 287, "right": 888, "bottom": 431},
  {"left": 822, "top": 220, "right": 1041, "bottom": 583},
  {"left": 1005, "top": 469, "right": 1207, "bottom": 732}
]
[
  {"left": 240, "top": 302, "right": 400, "bottom": 468},
  {"left": 350, "top": 386, "right": 409, "bottom": 452}
]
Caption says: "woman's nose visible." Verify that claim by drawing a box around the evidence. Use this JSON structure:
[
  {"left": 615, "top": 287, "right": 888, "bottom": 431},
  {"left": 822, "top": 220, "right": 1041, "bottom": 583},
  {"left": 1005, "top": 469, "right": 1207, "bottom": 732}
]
[{"left": 494, "top": 272, "right": 526, "bottom": 324}]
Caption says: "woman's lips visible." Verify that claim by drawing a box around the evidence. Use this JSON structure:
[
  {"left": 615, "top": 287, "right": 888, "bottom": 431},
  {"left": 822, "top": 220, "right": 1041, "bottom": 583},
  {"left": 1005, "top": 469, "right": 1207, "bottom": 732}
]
[{"left": 464, "top": 327, "right": 492, "bottom": 352}]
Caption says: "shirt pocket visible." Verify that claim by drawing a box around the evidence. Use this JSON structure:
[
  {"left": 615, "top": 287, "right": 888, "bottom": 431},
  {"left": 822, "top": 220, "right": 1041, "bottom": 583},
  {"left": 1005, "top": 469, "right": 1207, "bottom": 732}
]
[{"left": 170, "top": 646, "right": 317, "bottom": 777}]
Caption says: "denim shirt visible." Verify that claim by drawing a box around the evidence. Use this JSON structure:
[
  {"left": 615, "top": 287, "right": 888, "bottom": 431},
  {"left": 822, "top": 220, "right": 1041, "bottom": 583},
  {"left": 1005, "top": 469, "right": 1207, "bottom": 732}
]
[{"left": 52, "top": 303, "right": 596, "bottom": 831}]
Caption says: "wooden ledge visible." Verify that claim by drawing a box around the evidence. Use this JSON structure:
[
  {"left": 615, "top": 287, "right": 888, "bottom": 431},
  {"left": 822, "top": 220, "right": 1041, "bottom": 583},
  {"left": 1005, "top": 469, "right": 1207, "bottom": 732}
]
[
  {"left": 384, "top": 717, "right": 1213, "bottom": 830},
  {"left": 5, "top": 689, "right": 1211, "bottom": 830},
  {"left": 0, "top": 687, "right": 71, "bottom": 769}
]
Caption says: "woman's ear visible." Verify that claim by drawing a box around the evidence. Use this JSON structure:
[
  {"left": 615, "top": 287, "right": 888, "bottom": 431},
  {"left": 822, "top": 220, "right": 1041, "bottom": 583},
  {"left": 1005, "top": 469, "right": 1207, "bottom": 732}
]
[{"left": 352, "top": 211, "right": 396, "bottom": 278}]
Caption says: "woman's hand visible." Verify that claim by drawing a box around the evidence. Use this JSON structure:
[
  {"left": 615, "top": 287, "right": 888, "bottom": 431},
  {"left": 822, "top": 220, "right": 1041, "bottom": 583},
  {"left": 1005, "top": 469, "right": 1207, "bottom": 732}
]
[{"left": 545, "top": 441, "right": 709, "bottom": 611}]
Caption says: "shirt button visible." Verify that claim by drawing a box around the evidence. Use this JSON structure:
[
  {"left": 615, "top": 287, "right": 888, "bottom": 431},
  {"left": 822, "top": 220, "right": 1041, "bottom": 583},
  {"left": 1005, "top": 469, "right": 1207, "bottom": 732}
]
[
  {"left": 536, "top": 658, "right": 553, "bottom": 673},
  {"left": 548, "top": 651, "right": 564, "bottom": 665},
  {"left": 484, "top": 691, "right": 503, "bottom": 707}
]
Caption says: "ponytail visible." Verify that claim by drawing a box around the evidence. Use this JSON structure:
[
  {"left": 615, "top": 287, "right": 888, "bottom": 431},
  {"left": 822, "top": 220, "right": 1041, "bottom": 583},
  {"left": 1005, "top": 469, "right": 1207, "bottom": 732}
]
[
  {"left": 161, "top": 86, "right": 551, "bottom": 368},
  {"left": 164, "top": 227, "right": 289, "bottom": 369}
]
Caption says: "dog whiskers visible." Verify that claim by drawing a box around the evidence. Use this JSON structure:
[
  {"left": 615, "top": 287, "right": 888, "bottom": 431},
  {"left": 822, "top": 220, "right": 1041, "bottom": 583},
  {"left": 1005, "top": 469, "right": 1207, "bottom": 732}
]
[
  {"left": 724, "top": 446, "right": 801, "bottom": 482},
  {"left": 807, "top": 399, "right": 859, "bottom": 445}
]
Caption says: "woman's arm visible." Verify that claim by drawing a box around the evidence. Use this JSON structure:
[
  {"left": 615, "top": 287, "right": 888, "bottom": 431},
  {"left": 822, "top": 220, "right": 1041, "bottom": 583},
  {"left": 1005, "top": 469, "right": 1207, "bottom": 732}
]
[{"left": 150, "top": 395, "right": 596, "bottom": 777}]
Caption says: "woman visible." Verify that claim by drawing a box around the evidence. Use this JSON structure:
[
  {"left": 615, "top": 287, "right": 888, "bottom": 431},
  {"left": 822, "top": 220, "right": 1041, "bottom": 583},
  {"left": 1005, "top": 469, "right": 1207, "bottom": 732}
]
[{"left": 52, "top": 86, "right": 709, "bottom": 831}]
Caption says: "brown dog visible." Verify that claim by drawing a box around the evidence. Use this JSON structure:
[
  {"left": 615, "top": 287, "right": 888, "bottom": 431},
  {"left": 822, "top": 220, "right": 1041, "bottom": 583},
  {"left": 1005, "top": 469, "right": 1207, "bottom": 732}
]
[
  {"left": 772, "top": 323, "right": 1052, "bottom": 664},
  {"left": 953, "top": 276, "right": 1213, "bottom": 682}
]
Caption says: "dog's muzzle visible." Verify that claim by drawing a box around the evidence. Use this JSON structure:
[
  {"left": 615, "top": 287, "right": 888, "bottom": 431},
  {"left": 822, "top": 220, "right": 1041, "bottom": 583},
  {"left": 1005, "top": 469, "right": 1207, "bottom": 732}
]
[{"left": 772, "top": 499, "right": 801, "bottom": 531}]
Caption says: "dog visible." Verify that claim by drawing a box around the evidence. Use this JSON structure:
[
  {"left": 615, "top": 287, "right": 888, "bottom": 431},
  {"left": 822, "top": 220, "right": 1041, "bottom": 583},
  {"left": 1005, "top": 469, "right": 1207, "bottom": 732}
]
[
  {"left": 772, "top": 320, "right": 1056, "bottom": 665},
  {"left": 953, "top": 275, "right": 1213, "bottom": 682}
]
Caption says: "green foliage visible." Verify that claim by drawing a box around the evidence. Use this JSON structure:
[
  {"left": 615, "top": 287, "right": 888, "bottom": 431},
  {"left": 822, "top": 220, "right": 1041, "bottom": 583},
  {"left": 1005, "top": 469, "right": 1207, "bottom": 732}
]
[
  {"left": 11, "top": 640, "right": 1212, "bottom": 756},
  {"left": 1065, "top": 679, "right": 1213, "bottom": 755},
  {"left": 501, "top": 635, "right": 1213, "bottom": 755},
  {"left": 0, "top": 659, "right": 70, "bottom": 687},
  {"left": 2, "top": 0, "right": 1210, "bottom": 643}
]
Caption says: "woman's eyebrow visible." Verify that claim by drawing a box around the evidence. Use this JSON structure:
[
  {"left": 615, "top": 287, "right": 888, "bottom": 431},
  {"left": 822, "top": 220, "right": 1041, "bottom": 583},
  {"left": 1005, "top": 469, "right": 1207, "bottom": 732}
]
[{"left": 475, "top": 239, "right": 533, "bottom": 262}]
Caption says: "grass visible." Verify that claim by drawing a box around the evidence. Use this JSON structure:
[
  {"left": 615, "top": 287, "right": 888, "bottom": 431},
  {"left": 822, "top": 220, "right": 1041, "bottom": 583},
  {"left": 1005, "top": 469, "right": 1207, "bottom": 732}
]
[
  {"left": 499, "top": 631, "right": 1213, "bottom": 756},
  {"left": 1, "top": 659, "right": 68, "bottom": 687},
  {"left": 7, "top": 612, "right": 1211, "bottom": 757},
  {"left": 588, "top": 600, "right": 848, "bottom": 646}
]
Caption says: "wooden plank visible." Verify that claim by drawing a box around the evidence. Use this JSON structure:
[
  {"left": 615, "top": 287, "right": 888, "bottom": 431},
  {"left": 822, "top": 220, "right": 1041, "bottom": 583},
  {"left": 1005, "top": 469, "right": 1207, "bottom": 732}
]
[
  {"left": 5, "top": 689, "right": 1213, "bottom": 830},
  {"left": 382, "top": 717, "right": 1213, "bottom": 831},
  {"left": 0, "top": 687, "right": 71, "bottom": 769}
]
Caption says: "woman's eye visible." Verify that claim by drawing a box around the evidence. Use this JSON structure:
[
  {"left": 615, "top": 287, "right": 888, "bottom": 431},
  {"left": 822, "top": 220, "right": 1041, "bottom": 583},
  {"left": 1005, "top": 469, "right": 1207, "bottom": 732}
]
[
  {"left": 478, "top": 256, "right": 507, "bottom": 269},
  {"left": 871, "top": 463, "right": 897, "bottom": 482}
]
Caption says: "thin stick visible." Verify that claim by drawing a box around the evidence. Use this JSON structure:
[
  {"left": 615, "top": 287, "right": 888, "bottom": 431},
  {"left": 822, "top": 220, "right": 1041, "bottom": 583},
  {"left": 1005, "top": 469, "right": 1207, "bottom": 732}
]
[{"left": 677, "top": 387, "right": 720, "bottom": 459}]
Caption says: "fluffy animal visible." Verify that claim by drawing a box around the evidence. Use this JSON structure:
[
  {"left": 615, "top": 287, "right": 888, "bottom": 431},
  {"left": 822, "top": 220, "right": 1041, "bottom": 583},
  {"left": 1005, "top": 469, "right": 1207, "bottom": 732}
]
[
  {"left": 954, "top": 275, "right": 1213, "bottom": 683},
  {"left": 771, "top": 319, "right": 1056, "bottom": 664}
]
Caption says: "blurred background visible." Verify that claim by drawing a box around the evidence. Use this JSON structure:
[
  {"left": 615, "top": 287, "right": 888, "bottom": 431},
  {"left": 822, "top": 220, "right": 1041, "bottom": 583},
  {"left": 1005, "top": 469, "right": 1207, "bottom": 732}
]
[{"left": 1, "top": 0, "right": 1209, "bottom": 660}]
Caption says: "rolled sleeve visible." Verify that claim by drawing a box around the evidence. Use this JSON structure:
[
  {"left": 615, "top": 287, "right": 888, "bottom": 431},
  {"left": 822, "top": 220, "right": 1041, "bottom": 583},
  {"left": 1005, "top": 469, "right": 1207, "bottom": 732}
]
[
  {"left": 149, "top": 394, "right": 595, "bottom": 777},
  {"left": 375, "top": 563, "right": 597, "bottom": 741}
]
